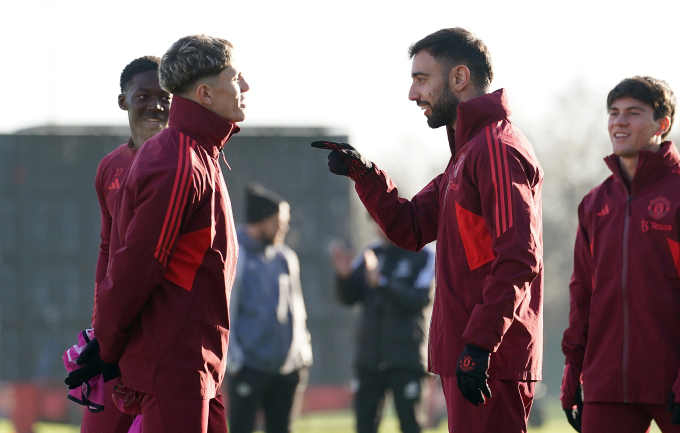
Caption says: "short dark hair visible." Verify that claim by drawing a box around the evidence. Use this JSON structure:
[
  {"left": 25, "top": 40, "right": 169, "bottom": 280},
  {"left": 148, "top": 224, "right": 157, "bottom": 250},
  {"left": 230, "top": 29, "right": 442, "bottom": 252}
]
[
  {"left": 607, "top": 76, "right": 676, "bottom": 139},
  {"left": 159, "top": 35, "right": 234, "bottom": 95},
  {"left": 120, "top": 56, "right": 161, "bottom": 93},
  {"left": 408, "top": 28, "right": 493, "bottom": 92}
]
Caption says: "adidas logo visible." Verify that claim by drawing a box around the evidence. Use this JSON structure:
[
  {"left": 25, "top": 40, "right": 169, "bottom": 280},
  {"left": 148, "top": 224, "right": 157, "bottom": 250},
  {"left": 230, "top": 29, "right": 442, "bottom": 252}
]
[
  {"left": 596, "top": 204, "right": 609, "bottom": 217},
  {"left": 108, "top": 178, "right": 121, "bottom": 191}
]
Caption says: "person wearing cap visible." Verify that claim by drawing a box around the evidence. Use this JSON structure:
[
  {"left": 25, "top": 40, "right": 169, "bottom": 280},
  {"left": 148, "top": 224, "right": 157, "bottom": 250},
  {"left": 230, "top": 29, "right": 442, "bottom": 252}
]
[{"left": 226, "top": 183, "right": 313, "bottom": 433}]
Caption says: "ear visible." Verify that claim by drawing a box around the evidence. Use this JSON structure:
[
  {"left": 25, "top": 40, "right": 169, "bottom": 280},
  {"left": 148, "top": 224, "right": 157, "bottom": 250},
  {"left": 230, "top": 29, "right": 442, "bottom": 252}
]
[
  {"left": 195, "top": 83, "right": 213, "bottom": 106},
  {"left": 118, "top": 93, "right": 127, "bottom": 111},
  {"left": 656, "top": 116, "right": 671, "bottom": 137},
  {"left": 448, "top": 65, "right": 471, "bottom": 92}
]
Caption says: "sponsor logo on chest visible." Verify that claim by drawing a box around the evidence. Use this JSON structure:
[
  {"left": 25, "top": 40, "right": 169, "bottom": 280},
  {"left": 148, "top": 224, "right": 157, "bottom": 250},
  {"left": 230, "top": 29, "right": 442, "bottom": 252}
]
[{"left": 641, "top": 196, "right": 674, "bottom": 232}]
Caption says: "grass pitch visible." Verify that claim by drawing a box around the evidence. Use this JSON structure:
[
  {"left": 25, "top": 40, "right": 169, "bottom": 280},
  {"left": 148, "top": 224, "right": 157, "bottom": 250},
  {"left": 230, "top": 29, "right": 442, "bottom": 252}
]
[{"left": 0, "top": 400, "right": 663, "bottom": 433}]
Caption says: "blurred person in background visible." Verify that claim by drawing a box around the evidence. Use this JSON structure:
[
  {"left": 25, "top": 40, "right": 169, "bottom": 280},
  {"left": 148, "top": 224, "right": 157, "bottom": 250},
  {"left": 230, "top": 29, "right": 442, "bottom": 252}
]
[
  {"left": 312, "top": 27, "right": 543, "bottom": 433},
  {"left": 331, "top": 222, "right": 435, "bottom": 433},
  {"left": 61, "top": 55, "right": 170, "bottom": 433},
  {"left": 561, "top": 76, "right": 680, "bottom": 433},
  {"left": 227, "top": 183, "right": 313, "bottom": 433},
  {"left": 66, "top": 34, "right": 248, "bottom": 433}
]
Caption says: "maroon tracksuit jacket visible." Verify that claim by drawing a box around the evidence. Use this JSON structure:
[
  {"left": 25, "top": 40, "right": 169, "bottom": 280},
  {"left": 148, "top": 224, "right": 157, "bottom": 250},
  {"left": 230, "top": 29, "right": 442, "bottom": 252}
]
[
  {"left": 355, "top": 89, "right": 543, "bottom": 380},
  {"left": 95, "top": 95, "right": 240, "bottom": 399},
  {"left": 93, "top": 141, "right": 136, "bottom": 323},
  {"left": 562, "top": 141, "right": 680, "bottom": 404}
]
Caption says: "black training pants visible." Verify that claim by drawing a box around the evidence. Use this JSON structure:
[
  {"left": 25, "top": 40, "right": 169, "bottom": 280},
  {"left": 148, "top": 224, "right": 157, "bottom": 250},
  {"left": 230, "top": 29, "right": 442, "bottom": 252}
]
[
  {"left": 354, "top": 368, "right": 426, "bottom": 433},
  {"left": 228, "top": 366, "right": 307, "bottom": 433}
]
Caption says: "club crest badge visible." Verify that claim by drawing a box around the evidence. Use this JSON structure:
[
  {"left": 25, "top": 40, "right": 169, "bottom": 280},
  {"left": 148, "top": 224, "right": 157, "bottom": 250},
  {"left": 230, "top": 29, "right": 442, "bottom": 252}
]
[
  {"left": 647, "top": 197, "right": 671, "bottom": 220},
  {"left": 459, "top": 355, "right": 475, "bottom": 372}
]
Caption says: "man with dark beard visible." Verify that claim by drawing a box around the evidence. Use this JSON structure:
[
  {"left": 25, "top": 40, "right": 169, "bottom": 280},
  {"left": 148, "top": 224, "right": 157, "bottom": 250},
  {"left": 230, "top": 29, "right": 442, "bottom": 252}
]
[
  {"left": 312, "top": 28, "right": 543, "bottom": 433},
  {"left": 226, "top": 183, "right": 313, "bottom": 433}
]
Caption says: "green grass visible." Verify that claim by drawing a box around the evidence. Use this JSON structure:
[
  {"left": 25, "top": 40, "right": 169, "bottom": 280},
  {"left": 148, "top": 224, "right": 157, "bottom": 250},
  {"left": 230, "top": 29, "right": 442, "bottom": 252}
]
[{"left": 0, "top": 401, "right": 663, "bottom": 433}]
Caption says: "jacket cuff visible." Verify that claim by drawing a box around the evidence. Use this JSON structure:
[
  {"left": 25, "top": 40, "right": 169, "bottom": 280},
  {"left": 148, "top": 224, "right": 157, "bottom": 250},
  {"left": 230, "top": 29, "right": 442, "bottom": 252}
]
[
  {"left": 355, "top": 162, "right": 380, "bottom": 186},
  {"left": 463, "top": 338, "right": 493, "bottom": 353}
]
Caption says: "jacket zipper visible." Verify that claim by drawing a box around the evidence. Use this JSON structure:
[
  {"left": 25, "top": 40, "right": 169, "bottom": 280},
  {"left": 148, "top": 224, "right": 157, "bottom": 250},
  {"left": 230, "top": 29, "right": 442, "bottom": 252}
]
[
  {"left": 621, "top": 194, "right": 632, "bottom": 403},
  {"left": 429, "top": 166, "right": 453, "bottom": 373}
]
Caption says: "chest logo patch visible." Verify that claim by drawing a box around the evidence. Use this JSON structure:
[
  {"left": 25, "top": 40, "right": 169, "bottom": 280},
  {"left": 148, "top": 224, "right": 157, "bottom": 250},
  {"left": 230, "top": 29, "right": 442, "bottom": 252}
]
[{"left": 647, "top": 196, "right": 671, "bottom": 220}]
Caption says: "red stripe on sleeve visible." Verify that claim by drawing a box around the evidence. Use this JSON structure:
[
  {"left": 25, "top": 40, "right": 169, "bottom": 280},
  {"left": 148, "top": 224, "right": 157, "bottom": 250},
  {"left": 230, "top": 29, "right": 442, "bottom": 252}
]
[
  {"left": 155, "top": 134, "right": 193, "bottom": 265},
  {"left": 492, "top": 124, "right": 507, "bottom": 234},
  {"left": 155, "top": 133, "right": 186, "bottom": 262},
  {"left": 161, "top": 138, "right": 195, "bottom": 263},
  {"left": 485, "top": 126, "right": 501, "bottom": 238},
  {"left": 500, "top": 124, "right": 513, "bottom": 229}
]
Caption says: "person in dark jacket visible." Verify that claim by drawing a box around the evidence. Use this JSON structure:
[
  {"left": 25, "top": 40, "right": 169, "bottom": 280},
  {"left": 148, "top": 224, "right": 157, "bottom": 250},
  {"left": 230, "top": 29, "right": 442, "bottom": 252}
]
[
  {"left": 67, "top": 34, "right": 249, "bottom": 433},
  {"left": 332, "top": 225, "right": 434, "bottom": 433},
  {"left": 561, "top": 77, "right": 680, "bottom": 433},
  {"left": 313, "top": 28, "right": 543, "bottom": 433},
  {"left": 85, "top": 55, "right": 170, "bottom": 433},
  {"left": 227, "top": 183, "right": 313, "bottom": 433}
]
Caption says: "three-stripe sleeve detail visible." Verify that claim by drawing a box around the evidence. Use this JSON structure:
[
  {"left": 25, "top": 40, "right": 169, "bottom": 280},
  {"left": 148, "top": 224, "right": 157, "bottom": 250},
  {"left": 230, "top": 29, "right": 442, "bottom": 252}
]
[
  {"left": 485, "top": 123, "right": 514, "bottom": 237},
  {"left": 155, "top": 133, "right": 195, "bottom": 266}
]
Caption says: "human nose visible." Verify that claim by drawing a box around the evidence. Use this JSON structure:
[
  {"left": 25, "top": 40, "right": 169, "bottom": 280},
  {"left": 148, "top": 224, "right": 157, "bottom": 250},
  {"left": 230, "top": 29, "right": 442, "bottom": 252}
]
[
  {"left": 147, "top": 97, "right": 163, "bottom": 111},
  {"left": 240, "top": 76, "right": 250, "bottom": 93},
  {"left": 612, "top": 113, "right": 628, "bottom": 126},
  {"left": 408, "top": 83, "right": 418, "bottom": 101}
]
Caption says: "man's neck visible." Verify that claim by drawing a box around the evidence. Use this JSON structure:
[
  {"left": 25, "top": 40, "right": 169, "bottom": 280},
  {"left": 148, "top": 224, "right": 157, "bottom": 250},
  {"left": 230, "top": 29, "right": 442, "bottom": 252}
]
[
  {"left": 448, "top": 88, "right": 486, "bottom": 131},
  {"left": 618, "top": 155, "right": 639, "bottom": 184},
  {"left": 129, "top": 135, "right": 141, "bottom": 150},
  {"left": 618, "top": 141, "right": 662, "bottom": 183}
]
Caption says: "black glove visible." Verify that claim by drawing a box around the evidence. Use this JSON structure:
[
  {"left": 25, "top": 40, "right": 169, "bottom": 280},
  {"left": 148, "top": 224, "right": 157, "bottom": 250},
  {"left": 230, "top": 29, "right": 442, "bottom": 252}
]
[
  {"left": 64, "top": 337, "right": 120, "bottom": 390},
  {"left": 311, "top": 140, "right": 373, "bottom": 181},
  {"left": 669, "top": 392, "right": 680, "bottom": 425},
  {"left": 564, "top": 383, "right": 583, "bottom": 432},
  {"left": 456, "top": 343, "right": 492, "bottom": 406}
]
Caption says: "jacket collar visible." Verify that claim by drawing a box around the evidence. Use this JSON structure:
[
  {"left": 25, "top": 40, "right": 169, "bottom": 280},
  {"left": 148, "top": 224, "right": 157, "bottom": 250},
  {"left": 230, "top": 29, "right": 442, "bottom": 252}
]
[
  {"left": 167, "top": 95, "right": 240, "bottom": 159},
  {"left": 447, "top": 89, "right": 511, "bottom": 156},
  {"left": 605, "top": 141, "right": 680, "bottom": 194}
]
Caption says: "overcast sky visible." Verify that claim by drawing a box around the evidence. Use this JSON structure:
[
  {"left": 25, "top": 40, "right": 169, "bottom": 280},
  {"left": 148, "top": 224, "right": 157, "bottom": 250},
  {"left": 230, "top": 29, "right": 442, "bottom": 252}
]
[{"left": 3, "top": 0, "right": 679, "bottom": 190}]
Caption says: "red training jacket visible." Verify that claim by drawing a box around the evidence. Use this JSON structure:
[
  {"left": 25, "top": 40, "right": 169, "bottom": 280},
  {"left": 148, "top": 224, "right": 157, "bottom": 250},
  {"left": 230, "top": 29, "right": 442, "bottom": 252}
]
[
  {"left": 355, "top": 89, "right": 543, "bottom": 380},
  {"left": 562, "top": 141, "right": 680, "bottom": 404},
  {"left": 95, "top": 95, "right": 240, "bottom": 399},
  {"left": 93, "top": 141, "right": 136, "bottom": 324}
]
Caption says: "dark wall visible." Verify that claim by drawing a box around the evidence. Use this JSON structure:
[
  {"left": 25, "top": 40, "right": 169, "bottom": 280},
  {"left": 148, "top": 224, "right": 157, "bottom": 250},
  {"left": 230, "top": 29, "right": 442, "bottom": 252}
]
[
  {"left": 0, "top": 134, "right": 127, "bottom": 380},
  {"left": 0, "top": 128, "right": 357, "bottom": 385}
]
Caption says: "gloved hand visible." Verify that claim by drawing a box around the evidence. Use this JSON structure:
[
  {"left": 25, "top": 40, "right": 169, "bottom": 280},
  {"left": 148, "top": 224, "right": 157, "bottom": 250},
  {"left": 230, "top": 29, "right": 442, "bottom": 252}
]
[
  {"left": 64, "top": 337, "right": 120, "bottom": 390},
  {"left": 311, "top": 141, "right": 373, "bottom": 181},
  {"left": 669, "top": 392, "right": 680, "bottom": 425},
  {"left": 561, "top": 363, "right": 583, "bottom": 432},
  {"left": 456, "top": 343, "right": 492, "bottom": 406}
]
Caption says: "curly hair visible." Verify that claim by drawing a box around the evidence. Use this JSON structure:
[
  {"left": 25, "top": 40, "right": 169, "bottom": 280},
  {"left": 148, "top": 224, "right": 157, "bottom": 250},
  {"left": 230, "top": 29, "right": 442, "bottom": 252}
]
[
  {"left": 119, "top": 56, "right": 161, "bottom": 93},
  {"left": 607, "top": 76, "right": 676, "bottom": 139},
  {"left": 159, "top": 35, "right": 234, "bottom": 95}
]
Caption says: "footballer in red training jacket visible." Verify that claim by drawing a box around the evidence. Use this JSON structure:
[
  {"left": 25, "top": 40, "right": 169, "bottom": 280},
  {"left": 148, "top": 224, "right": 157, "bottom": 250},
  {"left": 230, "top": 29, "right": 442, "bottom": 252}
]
[
  {"left": 68, "top": 35, "right": 249, "bottom": 433},
  {"left": 562, "top": 77, "right": 680, "bottom": 433},
  {"left": 86, "top": 55, "right": 170, "bottom": 433},
  {"left": 313, "top": 28, "right": 543, "bottom": 433}
]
